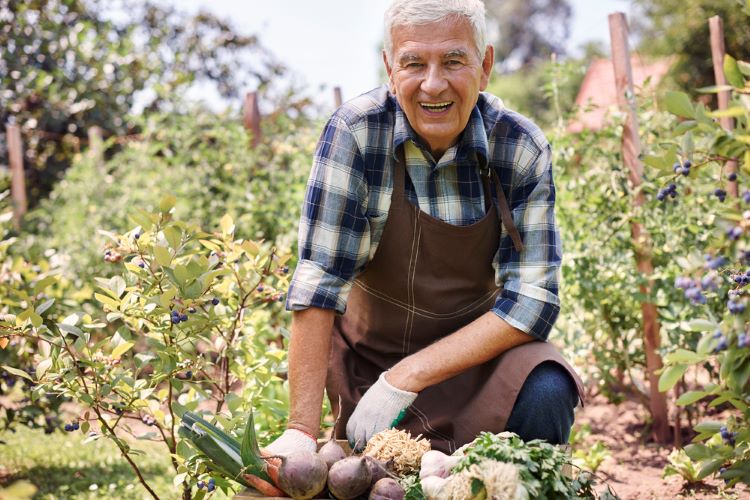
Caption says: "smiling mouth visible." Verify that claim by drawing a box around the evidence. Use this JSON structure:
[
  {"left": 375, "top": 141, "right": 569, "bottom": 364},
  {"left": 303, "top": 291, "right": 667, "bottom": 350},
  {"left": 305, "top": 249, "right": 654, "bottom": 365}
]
[{"left": 420, "top": 101, "right": 453, "bottom": 112}]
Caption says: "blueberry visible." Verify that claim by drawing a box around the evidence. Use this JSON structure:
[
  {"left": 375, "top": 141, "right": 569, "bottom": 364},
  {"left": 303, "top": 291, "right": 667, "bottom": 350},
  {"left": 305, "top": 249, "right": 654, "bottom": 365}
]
[
  {"left": 188, "top": 307, "right": 196, "bottom": 313},
  {"left": 715, "top": 188, "right": 727, "bottom": 202},
  {"left": 729, "top": 172, "right": 738, "bottom": 182},
  {"left": 673, "top": 162, "right": 681, "bottom": 173},
  {"left": 171, "top": 316, "right": 180, "bottom": 324},
  {"left": 716, "top": 338, "right": 729, "bottom": 352},
  {"left": 180, "top": 314, "right": 188, "bottom": 322},
  {"left": 211, "top": 298, "right": 220, "bottom": 306},
  {"left": 138, "top": 262, "right": 145, "bottom": 268},
  {"left": 681, "top": 167, "right": 690, "bottom": 177},
  {"left": 64, "top": 423, "right": 72, "bottom": 432},
  {"left": 186, "top": 370, "right": 192, "bottom": 379},
  {"left": 282, "top": 266, "right": 289, "bottom": 274},
  {"left": 669, "top": 190, "right": 677, "bottom": 198},
  {"left": 713, "top": 329, "right": 724, "bottom": 339},
  {"left": 207, "top": 478, "right": 215, "bottom": 492},
  {"left": 73, "top": 422, "right": 79, "bottom": 430},
  {"left": 257, "top": 285, "right": 264, "bottom": 292},
  {"left": 208, "top": 478, "right": 215, "bottom": 486},
  {"left": 134, "top": 233, "right": 141, "bottom": 240},
  {"left": 744, "top": 190, "right": 750, "bottom": 204},
  {"left": 197, "top": 481, "right": 205, "bottom": 489},
  {"left": 657, "top": 190, "right": 666, "bottom": 201},
  {"left": 683, "top": 160, "right": 692, "bottom": 169}
]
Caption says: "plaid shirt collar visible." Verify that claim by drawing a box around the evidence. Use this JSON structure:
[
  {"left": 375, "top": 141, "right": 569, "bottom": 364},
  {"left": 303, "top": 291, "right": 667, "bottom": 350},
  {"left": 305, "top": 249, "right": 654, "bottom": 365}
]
[{"left": 390, "top": 91, "right": 489, "bottom": 171}]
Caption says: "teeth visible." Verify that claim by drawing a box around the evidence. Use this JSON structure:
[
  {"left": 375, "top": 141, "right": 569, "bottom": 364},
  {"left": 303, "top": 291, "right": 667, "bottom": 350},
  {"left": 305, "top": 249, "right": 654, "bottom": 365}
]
[{"left": 420, "top": 102, "right": 452, "bottom": 110}]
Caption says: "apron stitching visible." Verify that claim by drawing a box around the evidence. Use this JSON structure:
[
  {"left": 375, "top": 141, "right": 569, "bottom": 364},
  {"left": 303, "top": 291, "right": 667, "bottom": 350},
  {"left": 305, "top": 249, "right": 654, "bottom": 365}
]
[
  {"left": 407, "top": 405, "right": 455, "bottom": 446},
  {"left": 352, "top": 280, "right": 498, "bottom": 319},
  {"left": 401, "top": 204, "right": 421, "bottom": 355}
]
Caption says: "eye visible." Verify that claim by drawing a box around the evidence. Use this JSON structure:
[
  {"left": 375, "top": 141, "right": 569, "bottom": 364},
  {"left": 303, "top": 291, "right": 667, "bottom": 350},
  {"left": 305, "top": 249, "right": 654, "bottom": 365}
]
[
  {"left": 446, "top": 60, "right": 463, "bottom": 66},
  {"left": 405, "top": 62, "right": 424, "bottom": 68}
]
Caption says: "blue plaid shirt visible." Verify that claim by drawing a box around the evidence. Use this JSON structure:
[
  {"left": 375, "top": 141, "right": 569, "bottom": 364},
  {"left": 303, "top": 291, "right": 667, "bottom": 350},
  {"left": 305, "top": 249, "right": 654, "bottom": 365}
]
[{"left": 286, "top": 85, "right": 561, "bottom": 341}]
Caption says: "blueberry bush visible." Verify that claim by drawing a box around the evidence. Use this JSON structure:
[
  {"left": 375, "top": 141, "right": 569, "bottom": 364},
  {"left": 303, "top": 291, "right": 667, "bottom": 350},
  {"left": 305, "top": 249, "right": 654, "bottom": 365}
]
[
  {"left": 649, "top": 53, "right": 750, "bottom": 486},
  {"left": 2, "top": 200, "right": 296, "bottom": 499}
]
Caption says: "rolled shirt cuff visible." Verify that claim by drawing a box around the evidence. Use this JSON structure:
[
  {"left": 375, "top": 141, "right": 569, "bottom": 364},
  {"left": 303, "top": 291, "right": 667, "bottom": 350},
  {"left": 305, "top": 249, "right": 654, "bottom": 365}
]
[
  {"left": 491, "top": 282, "right": 560, "bottom": 341},
  {"left": 285, "top": 259, "right": 352, "bottom": 314}
]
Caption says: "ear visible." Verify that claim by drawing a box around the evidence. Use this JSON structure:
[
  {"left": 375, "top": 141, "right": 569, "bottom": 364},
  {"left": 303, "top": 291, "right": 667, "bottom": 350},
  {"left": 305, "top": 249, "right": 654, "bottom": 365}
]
[
  {"left": 383, "top": 50, "right": 396, "bottom": 94},
  {"left": 479, "top": 44, "right": 494, "bottom": 91}
]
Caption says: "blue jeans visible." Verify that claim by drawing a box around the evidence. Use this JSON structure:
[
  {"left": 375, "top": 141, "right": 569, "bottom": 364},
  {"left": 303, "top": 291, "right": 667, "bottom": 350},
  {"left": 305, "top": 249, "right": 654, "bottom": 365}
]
[{"left": 504, "top": 361, "right": 579, "bottom": 444}]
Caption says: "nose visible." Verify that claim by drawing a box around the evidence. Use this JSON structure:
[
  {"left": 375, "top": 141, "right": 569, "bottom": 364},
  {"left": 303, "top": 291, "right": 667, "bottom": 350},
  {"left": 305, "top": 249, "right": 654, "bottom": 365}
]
[{"left": 420, "top": 63, "right": 448, "bottom": 96}]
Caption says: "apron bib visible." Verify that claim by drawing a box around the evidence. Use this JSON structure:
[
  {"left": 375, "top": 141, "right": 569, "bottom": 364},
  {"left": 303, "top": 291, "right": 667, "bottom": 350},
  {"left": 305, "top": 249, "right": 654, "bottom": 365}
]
[{"left": 327, "top": 146, "right": 584, "bottom": 453}]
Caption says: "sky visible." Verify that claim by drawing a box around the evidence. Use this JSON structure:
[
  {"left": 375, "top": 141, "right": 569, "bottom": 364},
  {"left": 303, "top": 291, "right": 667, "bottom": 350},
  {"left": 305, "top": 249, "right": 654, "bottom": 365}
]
[{"left": 171, "top": 0, "right": 633, "bottom": 109}]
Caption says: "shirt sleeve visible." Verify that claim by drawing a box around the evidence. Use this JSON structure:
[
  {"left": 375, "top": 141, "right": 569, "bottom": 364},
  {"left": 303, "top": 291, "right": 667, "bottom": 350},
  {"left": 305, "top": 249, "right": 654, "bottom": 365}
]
[
  {"left": 491, "top": 139, "right": 562, "bottom": 341},
  {"left": 285, "top": 114, "right": 372, "bottom": 314}
]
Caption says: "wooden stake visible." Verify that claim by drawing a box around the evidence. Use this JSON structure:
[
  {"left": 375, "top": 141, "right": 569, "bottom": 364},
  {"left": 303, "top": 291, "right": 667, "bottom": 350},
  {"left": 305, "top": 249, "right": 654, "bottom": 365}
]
[
  {"left": 333, "top": 86, "right": 343, "bottom": 108},
  {"left": 709, "top": 16, "right": 738, "bottom": 197},
  {"left": 6, "top": 123, "right": 27, "bottom": 230},
  {"left": 608, "top": 12, "right": 671, "bottom": 444},
  {"left": 243, "top": 91, "right": 262, "bottom": 147}
]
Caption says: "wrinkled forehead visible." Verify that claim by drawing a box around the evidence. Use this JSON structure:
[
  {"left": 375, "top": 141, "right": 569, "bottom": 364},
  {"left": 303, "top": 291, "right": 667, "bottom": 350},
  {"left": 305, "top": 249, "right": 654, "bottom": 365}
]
[{"left": 390, "top": 17, "right": 478, "bottom": 57}]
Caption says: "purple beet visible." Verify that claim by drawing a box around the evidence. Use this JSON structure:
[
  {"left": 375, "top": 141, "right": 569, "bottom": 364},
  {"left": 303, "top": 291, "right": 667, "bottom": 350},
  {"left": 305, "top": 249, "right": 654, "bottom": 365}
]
[
  {"left": 275, "top": 450, "right": 328, "bottom": 500},
  {"left": 368, "top": 478, "right": 405, "bottom": 500},
  {"left": 327, "top": 456, "right": 372, "bottom": 499},
  {"left": 365, "top": 456, "right": 390, "bottom": 485},
  {"left": 318, "top": 438, "right": 347, "bottom": 469}
]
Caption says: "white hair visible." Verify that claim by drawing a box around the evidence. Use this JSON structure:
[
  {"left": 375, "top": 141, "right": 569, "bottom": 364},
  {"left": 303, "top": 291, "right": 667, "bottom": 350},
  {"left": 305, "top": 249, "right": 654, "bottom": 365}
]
[{"left": 383, "top": 0, "right": 487, "bottom": 64}]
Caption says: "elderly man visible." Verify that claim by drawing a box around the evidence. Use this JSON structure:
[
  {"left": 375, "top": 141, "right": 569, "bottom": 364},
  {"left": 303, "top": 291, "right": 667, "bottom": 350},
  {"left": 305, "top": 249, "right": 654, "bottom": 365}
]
[{"left": 267, "top": 0, "right": 583, "bottom": 456}]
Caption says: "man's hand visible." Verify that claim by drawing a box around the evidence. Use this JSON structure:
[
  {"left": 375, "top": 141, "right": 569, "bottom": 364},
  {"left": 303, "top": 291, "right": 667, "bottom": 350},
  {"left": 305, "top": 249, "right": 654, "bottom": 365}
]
[
  {"left": 346, "top": 372, "right": 417, "bottom": 450},
  {"left": 263, "top": 428, "right": 317, "bottom": 456}
]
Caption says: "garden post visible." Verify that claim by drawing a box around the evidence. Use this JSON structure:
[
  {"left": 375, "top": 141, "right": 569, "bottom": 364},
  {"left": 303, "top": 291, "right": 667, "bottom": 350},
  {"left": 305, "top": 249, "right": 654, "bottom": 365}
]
[
  {"left": 6, "top": 122, "right": 27, "bottom": 230},
  {"left": 608, "top": 12, "right": 671, "bottom": 444},
  {"left": 709, "top": 15, "right": 738, "bottom": 197},
  {"left": 334, "top": 86, "right": 343, "bottom": 108},
  {"left": 244, "top": 90, "right": 262, "bottom": 148}
]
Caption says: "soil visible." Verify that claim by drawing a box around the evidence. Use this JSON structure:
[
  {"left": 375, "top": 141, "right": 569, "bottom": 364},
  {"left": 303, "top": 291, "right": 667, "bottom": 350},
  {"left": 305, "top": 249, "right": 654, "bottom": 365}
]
[{"left": 574, "top": 394, "right": 749, "bottom": 499}]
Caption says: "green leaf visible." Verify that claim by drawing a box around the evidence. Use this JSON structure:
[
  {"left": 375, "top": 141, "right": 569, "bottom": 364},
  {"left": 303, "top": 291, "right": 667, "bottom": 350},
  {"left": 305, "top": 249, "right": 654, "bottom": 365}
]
[
  {"left": 664, "top": 91, "right": 694, "bottom": 118},
  {"left": 110, "top": 276, "right": 126, "bottom": 298},
  {"left": 57, "top": 323, "right": 83, "bottom": 337},
  {"left": 33, "top": 276, "right": 58, "bottom": 294},
  {"left": 159, "top": 194, "right": 177, "bottom": 213},
  {"left": 35, "top": 298, "right": 55, "bottom": 315},
  {"left": 94, "top": 292, "right": 120, "bottom": 310},
  {"left": 240, "top": 411, "right": 260, "bottom": 467},
  {"left": 684, "top": 443, "right": 711, "bottom": 461},
  {"left": 696, "top": 84, "right": 735, "bottom": 94},
  {"left": 724, "top": 54, "right": 745, "bottom": 88},
  {"left": 154, "top": 245, "right": 172, "bottom": 267},
  {"left": 2, "top": 365, "right": 34, "bottom": 381},
  {"left": 686, "top": 319, "right": 717, "bottom": 332},
  {"left": 658, "top": 364, "right": 688, "bottom": 392},
  {"left": 36, "top": 358, "right": 53, "bottom": 379},
  {"left": 707, "top": 107, "right": 746, "bottom": 118},
  {"left": 675, "top": 390, "right": 708, "bottom": 406},
  {"left": 220, "top": 213, "right": 235, "bottom": 235},
  {"left": 163, "top": 226, "right": 182, "bottom": 250},
  {"left": 665, "top": 349, "right": 706, "bottom": 365},
  {"left": 111, "top": 341, "right": 135, "bottom": 359},
  {"left": 693, "top": 420, "right": 723, "bottom": 433},
  {"left": 738, "top": 60, "right": 750, "bottom": 77}
]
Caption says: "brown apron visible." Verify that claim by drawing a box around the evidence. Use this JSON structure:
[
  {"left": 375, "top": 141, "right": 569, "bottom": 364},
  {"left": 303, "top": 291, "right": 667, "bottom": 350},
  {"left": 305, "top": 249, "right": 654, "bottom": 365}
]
[{"left": 327, "top": 146, "right": 584, "bottom": 453}]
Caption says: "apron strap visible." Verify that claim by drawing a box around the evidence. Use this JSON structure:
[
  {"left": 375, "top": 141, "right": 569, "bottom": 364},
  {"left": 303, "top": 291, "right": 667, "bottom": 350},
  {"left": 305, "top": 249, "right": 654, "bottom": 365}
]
[
  {"left": 394, "top": 147, "right": 407, "bottom": 201},
  {"left": 490, "top": 169, "right": 524, "bottom": 253}
]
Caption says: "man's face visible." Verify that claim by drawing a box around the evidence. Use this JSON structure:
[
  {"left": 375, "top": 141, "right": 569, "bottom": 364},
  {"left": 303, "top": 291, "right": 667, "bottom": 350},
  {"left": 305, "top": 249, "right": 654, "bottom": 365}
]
[{"left": 384, "top": 17, "right": 493, "bottom": 158}]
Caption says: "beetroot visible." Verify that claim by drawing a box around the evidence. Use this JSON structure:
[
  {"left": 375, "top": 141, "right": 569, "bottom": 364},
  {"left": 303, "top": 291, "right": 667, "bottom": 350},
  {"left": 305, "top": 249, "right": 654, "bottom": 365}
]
[
  {"left": 275, "top": 450, "right": 328, "bottom": 500},
  {"left": 318, "top": 438, "right": 347, "bottom": 469},
  {"left": 368, "top": 478, "right": 405, "bottom": 499},
  {"left": 365, "top": 456, "right": 390, "bottom": 484},
  {"left": 327, "top": 456, "right": 372, "bottom": 499}
]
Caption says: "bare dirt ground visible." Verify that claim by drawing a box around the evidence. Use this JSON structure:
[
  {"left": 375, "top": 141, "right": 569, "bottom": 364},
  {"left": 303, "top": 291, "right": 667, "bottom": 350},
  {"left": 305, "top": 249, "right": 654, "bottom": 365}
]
[{"left": 574, "top": 394, "right": 748, "bottom": 499}]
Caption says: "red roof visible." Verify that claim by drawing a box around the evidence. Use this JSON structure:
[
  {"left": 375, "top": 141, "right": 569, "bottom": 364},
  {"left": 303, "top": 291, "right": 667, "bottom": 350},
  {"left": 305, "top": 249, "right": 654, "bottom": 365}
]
[{"left": 568, "top": 57, "right": 672, "bottom": 132}]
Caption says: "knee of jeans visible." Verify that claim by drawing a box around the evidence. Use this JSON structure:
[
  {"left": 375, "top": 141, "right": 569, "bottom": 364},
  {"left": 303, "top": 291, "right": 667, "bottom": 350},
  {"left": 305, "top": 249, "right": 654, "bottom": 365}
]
[{"left": 521, "top": 361, "right": 579, "bottom": 411}]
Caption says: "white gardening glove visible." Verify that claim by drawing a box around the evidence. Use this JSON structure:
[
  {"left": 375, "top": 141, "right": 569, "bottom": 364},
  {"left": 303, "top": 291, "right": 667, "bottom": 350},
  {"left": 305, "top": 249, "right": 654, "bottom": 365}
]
[
  {"left": 346, "top": 371, "right": 418, "bottom": 450},
  {"left": 263, "top": 428, "right": 317, "bottom": 456}
]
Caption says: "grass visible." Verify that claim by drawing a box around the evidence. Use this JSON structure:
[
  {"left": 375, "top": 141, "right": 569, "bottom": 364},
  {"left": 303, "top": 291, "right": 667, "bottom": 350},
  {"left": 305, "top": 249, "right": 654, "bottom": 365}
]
[{"left": 0, "top": 426, "right": 234, "bottom": 499}]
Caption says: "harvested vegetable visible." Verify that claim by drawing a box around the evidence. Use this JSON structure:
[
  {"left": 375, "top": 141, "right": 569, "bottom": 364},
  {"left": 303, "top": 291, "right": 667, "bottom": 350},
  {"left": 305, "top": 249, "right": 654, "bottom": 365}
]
[
  {"left": 327, "top": 456, "right": 372, "bottom": 499},
  {"left": 274, "top": 450, "right": 328, "bottom": 500},
  {"left": 419, "top": 475, "right": 447, "bottom": 499},
  {"left": 365, "top": 455, "right": 391, "bottom": 484},
  {"left": 419, "top": 450, "right": 462, "bottom": 480},
  {"left": 319, "top": 438, "right": 347, "bottom": 469},
  {"left": 368, "top": 477, "right": 405, "bottom": 499},
  {"left": 364, "top": 429, "right": 430, "bottom": 475}
]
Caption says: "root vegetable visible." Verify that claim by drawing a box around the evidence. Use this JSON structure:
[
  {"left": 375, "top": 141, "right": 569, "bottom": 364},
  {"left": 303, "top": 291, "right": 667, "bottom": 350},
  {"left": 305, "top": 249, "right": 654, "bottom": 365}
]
[
  {"left": 419, "top": 450, "right": 462, "bottom": 480},
  {"left": 420, "top": 476, "right": 447, "bottom": 500},
  {"left": 368, "top": 478, "right": 405, "bottom": 500},
  {"left": 327, "top": 456, "right": 372, "bottom": 499},
  {"left": 319, "top": 438, "right": 347, "bottom": 469},
  {"left": 365, "top": 456, "right": 391, "bottom": 484},
  {"left": 274, "top": 450, "right": 328, "bottom": 500}
]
